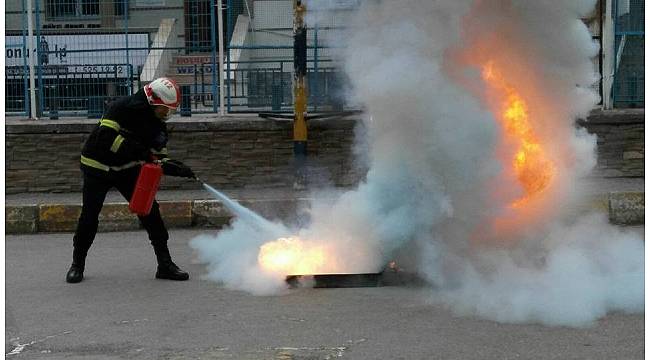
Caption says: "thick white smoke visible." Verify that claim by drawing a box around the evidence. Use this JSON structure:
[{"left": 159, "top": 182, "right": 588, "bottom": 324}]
[
  {"left": 432, "top": 213, "right": 644, "bottom": 326},
  {"left": 190, "top": 0, "right": 644, "bottom": 326},
  {"left": 191, "top": 217, "right": 293, "bottom": 295}
]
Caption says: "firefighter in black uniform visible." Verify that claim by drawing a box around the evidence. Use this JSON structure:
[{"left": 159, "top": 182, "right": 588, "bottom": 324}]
[{"left": 66, "top": 77, "right": 195, "bottom": 283}]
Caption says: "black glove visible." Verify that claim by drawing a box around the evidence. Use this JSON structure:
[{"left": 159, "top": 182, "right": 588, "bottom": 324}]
[{"left": 162, "top": 159, "right": 195, "bottom": 178}]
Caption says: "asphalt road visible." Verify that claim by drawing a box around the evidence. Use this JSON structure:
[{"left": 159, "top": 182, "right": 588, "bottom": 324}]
[{"left": 6, "top": 229, "right": 644, "bottom": 360}]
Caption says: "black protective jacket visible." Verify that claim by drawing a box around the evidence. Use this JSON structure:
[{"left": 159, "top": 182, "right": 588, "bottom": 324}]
[{"left": 80, "top": 89, "right": 169, "bottom": 177}]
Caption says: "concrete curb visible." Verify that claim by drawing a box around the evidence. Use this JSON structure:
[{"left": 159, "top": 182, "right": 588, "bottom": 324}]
[
  {"left": 5, "top": 193, "right": 644, "bottom": 235},
  {"left": 609, "top": 192, "right": 645, "bottom": 225},
  {"left": 6, "top": 198, "right": 312, "bottom": 235}
]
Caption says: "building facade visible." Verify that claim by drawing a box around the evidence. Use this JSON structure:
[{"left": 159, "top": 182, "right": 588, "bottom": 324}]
[{"left": 4, "top": 0, "right": 643, "bottom": 118}]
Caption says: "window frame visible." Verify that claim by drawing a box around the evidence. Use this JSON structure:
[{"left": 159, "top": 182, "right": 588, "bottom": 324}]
[{"left": 45, "top": 0, "right": 129, "bottom": 21}]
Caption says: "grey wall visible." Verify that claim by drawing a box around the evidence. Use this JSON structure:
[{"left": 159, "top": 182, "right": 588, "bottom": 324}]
[
  {"left": 5, "top": 116, "right": 365, "bottom": 194},
  {"left": 578, "top": 109, "right": 644, "bottom": 177},
  {"left": 5, "top": 110, "right": 644, "bottom": 194}
]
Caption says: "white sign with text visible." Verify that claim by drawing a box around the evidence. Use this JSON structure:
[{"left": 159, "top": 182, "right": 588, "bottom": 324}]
[{"left": 5, "top": 33, "right": 149, "bottom": 78}]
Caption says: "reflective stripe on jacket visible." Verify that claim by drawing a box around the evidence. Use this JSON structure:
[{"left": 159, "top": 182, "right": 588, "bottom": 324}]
[{"left": 80, "top": 155, "right": 144, "bottom": 172}]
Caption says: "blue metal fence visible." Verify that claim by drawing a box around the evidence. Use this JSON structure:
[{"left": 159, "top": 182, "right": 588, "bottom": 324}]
[
  {"left": 5, "top": 50, "right": 30, "bottom": 116},
  {"left": 613, "top": 0, "right": 644, "bottom": 108},
  {"left": 6, "top": 0, "right": 145, "bottom": 118},
  {"left": 6, "top": 0, "right": 356, "bottom": 117},
  {"left": 223, "top": 0, "right": 354, "bottom": 112}
]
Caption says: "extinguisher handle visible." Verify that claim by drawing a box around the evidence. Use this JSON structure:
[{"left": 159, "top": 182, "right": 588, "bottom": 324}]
[{"left": 148, "top": 155, "right": 162, "bottom": 164}]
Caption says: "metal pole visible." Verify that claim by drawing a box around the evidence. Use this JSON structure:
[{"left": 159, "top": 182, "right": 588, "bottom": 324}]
[
  {"left": 210, "top": 0, "right": 218, "bottom": 113},
  {"left": 226, "top": 0, "right": 232, "bottom": 112},
  {"left": 598, "top": 0, "right": 603, "bottom": 106},
  {"left": 293, "top": 0, "right": 307, "bottom": 188},
  {"left": 26, "top": 0, "right": 38, "bottom": 119},
  {"left": 34, "top": 0, "right": 44, "bottom": 116},
  {"left": 313, "top": 20, "right": 318, "bottom": 112},
  {"left": 611, "top": 0, "right": 621, "bottom": 108},
  {"left": 602, "top": 0, "right": 614, "bottom": 109},
  {"left": 293, "top": 0, "right": 307, "bottom": 148},
  {"left": 217, "top": 0, "right": 226, "bottom": 115},
  {"left": 21, "top": 0, "right": 30, "bottom": 115},
  {"left": 124, "top": 0, "right": 130, "bottom": 95}
]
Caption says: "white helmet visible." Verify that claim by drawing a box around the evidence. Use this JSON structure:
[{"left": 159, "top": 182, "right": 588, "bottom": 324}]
[{"left": 144, "top": 77, "right": 180, "bottom": 110}]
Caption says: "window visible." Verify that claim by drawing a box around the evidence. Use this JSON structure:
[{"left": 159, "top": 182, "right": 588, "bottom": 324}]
[
  {"left": 46, "top": 0, "right": 128, "bottom": 20},
  {"left": 81, "top": 0, "right": 100, "bottom": 15}
]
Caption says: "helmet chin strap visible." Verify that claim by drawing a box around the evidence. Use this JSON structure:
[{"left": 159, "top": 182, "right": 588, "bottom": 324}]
[
  {"left": 153, "top": 104, "right": 176, "bottom": 121},
  {"left": 161, "top": 108, "right": 176, "bottom": 121}
]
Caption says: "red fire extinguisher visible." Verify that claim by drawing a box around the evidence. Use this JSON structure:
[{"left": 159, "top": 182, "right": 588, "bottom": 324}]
[{"left": 129, "top": 160, "right": 163, "bottom": 216}]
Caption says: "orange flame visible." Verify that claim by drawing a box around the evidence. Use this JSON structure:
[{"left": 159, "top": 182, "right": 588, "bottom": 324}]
[
  {"left": 482, "top": 62, "right": 556, "bottom": 208},
  {"left": 258, "top": 236, "right": 328, "bottom": 275}
]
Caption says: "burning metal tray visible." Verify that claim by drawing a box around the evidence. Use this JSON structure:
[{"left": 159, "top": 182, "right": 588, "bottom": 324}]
[{"left": 286, "top": 273, "right": 383, "bottom": 288}]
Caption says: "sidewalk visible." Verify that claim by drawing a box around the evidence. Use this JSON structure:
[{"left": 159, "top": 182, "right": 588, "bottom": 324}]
[
  {"left": 5, "top": 177, "right": 644, "bottom": 234},
  {"left": 5, "top": 186, "right": 348, "bottom": 234}
]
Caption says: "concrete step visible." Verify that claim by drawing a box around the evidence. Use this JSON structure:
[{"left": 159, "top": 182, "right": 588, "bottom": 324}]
[{"left": 5, "top": 192, "right": 644, "bottom": 235}]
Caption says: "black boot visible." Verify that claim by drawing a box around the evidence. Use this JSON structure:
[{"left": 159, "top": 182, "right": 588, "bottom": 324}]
[
  {"left": 66, "top": 248, "right": 87, "bottom": 283},
  {"left": 153, "top": 244, "right": 189, "bottom": 281},
  {"left": 66, "top": 265, "right": 84, "bottom": 283}
]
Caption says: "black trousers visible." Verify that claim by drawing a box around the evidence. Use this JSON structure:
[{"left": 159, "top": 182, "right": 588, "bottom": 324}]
[{"left": 72, "top": 167, "right": 169, "bottom": 256}]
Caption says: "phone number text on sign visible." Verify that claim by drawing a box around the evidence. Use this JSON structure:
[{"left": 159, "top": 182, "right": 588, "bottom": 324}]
[
  {"left": 71, "top": 65, "right": 129, "bottom": 74},
  {"left": 6, "top": 64, "right": 131, "bottom": 78}
]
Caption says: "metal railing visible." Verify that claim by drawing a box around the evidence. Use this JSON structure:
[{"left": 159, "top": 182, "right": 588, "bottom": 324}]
[
  {"left": 612, "top": 0, "right": 644, "bottom": 108},
  {"left": 43, "top": 64, "right": 134, "bottom": 118},
  {"left": 6, "top": 62, "right": 135, "bottom": 118},
  {"left": 174, "top": 58, "right": 347, "bottom": 114},
  {"left": 5, "top": 0, "right": 357, "bottom": 118},
  {"left": 226, "top": 58, "right": 346, "bottom": 113},
  {"left": 5, "top": 48, "right": 30, "bottom": 116}
]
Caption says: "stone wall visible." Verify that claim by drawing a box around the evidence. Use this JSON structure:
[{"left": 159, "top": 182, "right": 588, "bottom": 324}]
[
  {"left": 5, "top": 116, "right": 366, "bottom": 194},
  {"left": 577, "top": 109, "right": 644, "bottom": 177},
  {"left": 5, "top": 110, "right": 644, "bottom": 194}
]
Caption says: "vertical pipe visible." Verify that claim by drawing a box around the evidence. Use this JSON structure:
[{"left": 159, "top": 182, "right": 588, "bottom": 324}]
[
  {"left": 34, "top": 0, "right": 44, "bottom": 117},
  {"left": 210, "top": 0, "right": 218, "bottom": 113},
  {"left": 602, "top": 0, "right": 615, "bottom": 109},
  {"left": 293, "top": 0, "right": 307, "bottom": 146},
  {"left": 217, "top": 0, "right": 225, "bottom": 115},
  {"left": 313, "top": 20, "right": 319, "bottom": 112},
  {"left": 21, "top": 0, "right": 30, "bottom": 115},
  {"left": 292, "top": 0, "right": 307, "bottom": 188},
  {"left": 26, "top": 0, "right": 37, "bottom": 119},
  {"left": 598, "top": 0, "right": 604, "bottom": 105},
  {"left": 280, "top": 60, "right": 285, "bottom": 105},
  {"left": 226, "top": 0, "right": 232, "bottom": 112},
  {"left": 611, "top": 0, "right": 617, "bottom": 106},
  {"left": 124, "top": 0, "right": 131, "bottom": 95}
]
